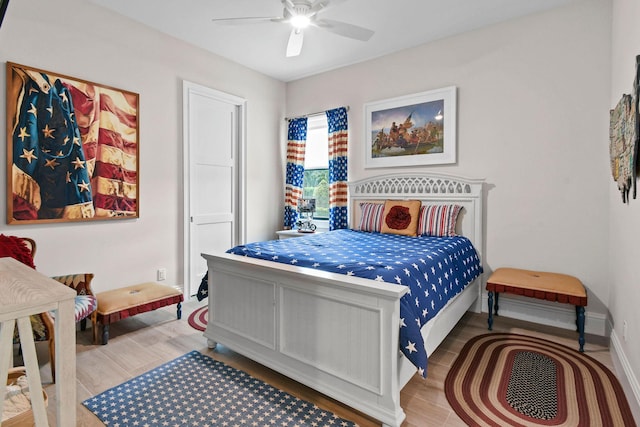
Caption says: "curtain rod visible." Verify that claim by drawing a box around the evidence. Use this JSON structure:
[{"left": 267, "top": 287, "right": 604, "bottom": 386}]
[{"left": 284, "top": 106, "right": 350, "bottom": 122}]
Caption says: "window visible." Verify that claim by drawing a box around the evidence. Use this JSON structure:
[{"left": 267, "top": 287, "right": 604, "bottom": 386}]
[{"left": 303, "top": 115, "right": 329, "bottom": 220}]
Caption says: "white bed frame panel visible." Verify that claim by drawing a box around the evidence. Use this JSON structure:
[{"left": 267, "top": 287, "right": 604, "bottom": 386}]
[{"left": 203, "top": 173, "right": 485, "bottom": 427}]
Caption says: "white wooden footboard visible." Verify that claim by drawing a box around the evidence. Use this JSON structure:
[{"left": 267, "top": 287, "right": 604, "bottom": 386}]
[{"left": 203, "top": 252, "right": 409, "bottom": 426}]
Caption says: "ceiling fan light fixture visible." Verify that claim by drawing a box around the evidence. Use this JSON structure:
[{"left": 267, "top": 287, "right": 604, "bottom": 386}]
[
  {"left": 290, "top": 14, "right": 310, "bottom": 29},
  {"left": 211, "top": 0, "right": 375, "bottom": 58}
]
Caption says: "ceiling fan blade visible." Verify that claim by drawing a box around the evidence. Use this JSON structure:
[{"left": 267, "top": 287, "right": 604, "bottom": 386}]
[
  {"left": 286, "top": 28, "right": 304, "bottom": 57},
  {"left": 282, "top": 0, "right": 296, "bottom": 15},
  {"left": 309, "top": 0, "right": 330, "bottom": 14},
  {"left": 212, "top": 16, "right": 284, "bottom": 25},
  {"left": 314, "top": 18, "right": 374, "bottom": 41},
  {"left": 309, "top": 0, "right": 353, "bottom": 13}
]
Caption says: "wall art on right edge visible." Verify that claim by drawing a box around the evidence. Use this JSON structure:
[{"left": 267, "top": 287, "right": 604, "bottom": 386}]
[{"left": 609, "top": 55, "right": 639, "bottom": 203}]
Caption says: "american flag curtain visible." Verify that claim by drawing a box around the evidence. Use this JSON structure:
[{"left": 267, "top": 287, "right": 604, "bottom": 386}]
[
  {"left": 326, "top": 107, "right": 348, "bottom": 230},
  {"left": 283, "top": 118, "right": 307, "bottom": 229}
]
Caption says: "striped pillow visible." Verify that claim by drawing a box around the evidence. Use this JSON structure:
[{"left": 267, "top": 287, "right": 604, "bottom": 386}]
[
  {"left": 417, "top": 204, "right": 463, "bottom": 237},
  {"left": 358, "top": 202, "right": 384, "bottom": 232}
]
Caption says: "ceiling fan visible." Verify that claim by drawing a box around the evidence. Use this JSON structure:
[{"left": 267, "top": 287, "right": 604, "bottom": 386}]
[{"left": 211, "top": 0, "right": 375, "bottom": 57}]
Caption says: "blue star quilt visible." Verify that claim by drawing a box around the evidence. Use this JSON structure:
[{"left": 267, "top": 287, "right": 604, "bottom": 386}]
[{"left": 226, "top": 229, "right": 482, "bottom": 377}]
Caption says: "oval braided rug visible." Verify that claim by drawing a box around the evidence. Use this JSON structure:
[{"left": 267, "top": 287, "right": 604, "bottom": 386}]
[
  {"left": 188, "top": 305, "right": 208, "bottom": 331},
  {"left": 445, "top": 333, "right": 636, "bottom": 427}
]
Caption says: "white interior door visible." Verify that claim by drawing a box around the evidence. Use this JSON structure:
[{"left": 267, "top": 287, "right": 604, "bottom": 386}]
[{"left": 183, "top": 81, "right": 245, "bottom": 298}]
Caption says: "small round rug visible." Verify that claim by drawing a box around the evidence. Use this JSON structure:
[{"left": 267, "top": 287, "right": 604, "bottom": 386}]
[
  {"left": 188, "top": 305, "right": 208, "bottom": 331},
  {"left": 445, "top": 333, "right": 636, "bottom": 427}
]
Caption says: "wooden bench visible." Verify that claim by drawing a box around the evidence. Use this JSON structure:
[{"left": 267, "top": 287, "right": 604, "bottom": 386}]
[
  {"left": 486, "top": 267, "right": 588, "bottom": 352},
  {"left": 94, "top": 282, "right": 184, "bottom": 344}
]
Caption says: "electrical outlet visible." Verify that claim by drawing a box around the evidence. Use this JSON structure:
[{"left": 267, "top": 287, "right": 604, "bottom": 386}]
[
  {"left": 157, "top": 268, "right": 167, "bottom": 281},
  {"left": 623, "top": 320, "right": 628, "bottom": 342}
]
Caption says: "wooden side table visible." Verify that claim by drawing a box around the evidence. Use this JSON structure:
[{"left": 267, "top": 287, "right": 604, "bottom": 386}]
[
  {"left": 486, "top": 267, "right": 588, "bottom": 352},
  {"left": 0, "top": 258, "right": 77, "bottom": 426}
]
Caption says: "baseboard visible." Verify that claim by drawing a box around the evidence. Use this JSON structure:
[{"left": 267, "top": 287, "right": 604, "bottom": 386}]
[
  {"left": 610, "top": 331, "right": 640, "bottom": 424},
  {"left": 481, "top": 293, "right": 607, "bottom": 337}
]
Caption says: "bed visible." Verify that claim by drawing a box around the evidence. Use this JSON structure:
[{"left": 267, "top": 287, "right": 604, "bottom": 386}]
[{"left": 201, "top": 173, "right": 485, "bottom": 427}]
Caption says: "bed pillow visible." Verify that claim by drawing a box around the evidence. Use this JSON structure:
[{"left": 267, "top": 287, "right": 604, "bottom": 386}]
[
  {"left": 417, "top": 204, "right": 463, "bottom": 237},
  {"left": 380, "top": 200, "right": 421, "bottom": 237},
  {"left": 358, "top": 202, "right": 385, "bottom": 232}
]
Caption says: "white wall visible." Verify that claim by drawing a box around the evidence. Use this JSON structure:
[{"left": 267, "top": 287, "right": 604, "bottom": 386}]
[
  {"left": 609, "top": 0, "right": 640, "bottom": 419},
  {"left": 0, "top": 0, "right": 286, "bottom": 292},
  {"left": 2, "top": 0, "right": 637, "bottom": 416},
  {"left": 287, "top": 0, "right": 612, "bottom": 327}
]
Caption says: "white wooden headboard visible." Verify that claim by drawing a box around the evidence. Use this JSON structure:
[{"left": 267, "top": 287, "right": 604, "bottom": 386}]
[{"left": 348, "top": 173, "right": 485, "bottom": 263}]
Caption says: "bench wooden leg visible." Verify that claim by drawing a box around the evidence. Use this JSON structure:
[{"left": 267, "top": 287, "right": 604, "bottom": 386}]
[
  {"left": 177, "top": 302, "right": 182, "bottom": 320},
  {"left": 577, "top": 305, "right": 585, "bottom": 352},
  {"left": 487, "top": 291, "right": 494, "bottom": 330},
  {"left": 91, "top": 312, "right": 98, "bottom": 344},
  {"left": 102, "top": 324, "right": 109, "bottom": 345}
]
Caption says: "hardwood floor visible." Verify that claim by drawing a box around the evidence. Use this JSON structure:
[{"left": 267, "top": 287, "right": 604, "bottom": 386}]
[{"left": 23, "top": 300, "right": 613, "bottom": 426}]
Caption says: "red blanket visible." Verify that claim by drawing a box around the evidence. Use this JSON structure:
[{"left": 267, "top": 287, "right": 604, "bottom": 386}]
[{"left": 0, "top": 235, "right": 35, "bottom": 268}]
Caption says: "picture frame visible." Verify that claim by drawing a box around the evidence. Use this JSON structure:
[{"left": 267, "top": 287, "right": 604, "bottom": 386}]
[
  {"left": 6, "top": 62, "right": 139, "bottom": 224},
  {"left": 0, "top": 0, "right": 9, "bottom": 29},
  {"left": 364, "top": 86, "right": 457, "bottom": 168}
]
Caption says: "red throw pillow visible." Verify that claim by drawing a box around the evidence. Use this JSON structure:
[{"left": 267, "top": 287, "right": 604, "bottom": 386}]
[{"left": 380, "top": 200, "right": 421, "bottom": 236}]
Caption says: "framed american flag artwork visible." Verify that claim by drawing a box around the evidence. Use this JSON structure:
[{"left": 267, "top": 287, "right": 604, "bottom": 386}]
[{"left": 6, "top": 62, "right": 139, "bottom": 224}]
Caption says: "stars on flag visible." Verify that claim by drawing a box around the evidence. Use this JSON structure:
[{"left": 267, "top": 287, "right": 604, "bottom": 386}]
[
  {"left": 71, "top": 156, "right": 85, "bottom": 169},
  {"left": 18, "top": 127, "right": 30, "bottom": 142},
  {"left": 44, "top": 158, "right": 59, "bottom": 170},
  {"left": 42, "top": 123, "right": 55, "bottom": 139},
  {"left": 20, "top": 148, "right": 37, "bottom": 163}
]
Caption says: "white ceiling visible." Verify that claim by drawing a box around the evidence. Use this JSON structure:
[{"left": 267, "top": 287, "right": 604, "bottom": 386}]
[{"left": 88, "top": 0, "right": 577, "bottom": 82}]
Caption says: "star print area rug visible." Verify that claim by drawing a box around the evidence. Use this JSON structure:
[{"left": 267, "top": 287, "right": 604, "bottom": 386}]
[{"left": 82, "top": 350, "right": 357, "bottom": 427}]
